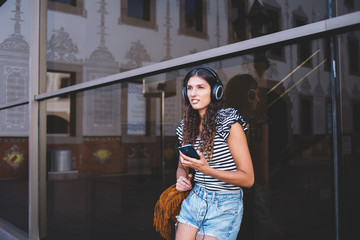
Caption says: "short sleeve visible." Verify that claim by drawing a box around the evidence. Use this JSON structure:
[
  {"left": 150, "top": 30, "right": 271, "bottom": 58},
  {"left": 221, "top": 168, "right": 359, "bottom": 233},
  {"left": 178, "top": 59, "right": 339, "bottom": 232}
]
[
  {"left": 175, "top": 120, "right": 184, "bottom": 144},
  {"left": 216, "top": 108, "right": 248, "bottom": 140}
]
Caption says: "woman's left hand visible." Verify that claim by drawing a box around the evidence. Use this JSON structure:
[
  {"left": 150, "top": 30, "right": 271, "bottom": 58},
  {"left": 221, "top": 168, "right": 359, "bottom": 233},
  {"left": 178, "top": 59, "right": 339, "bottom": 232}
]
[{"left": 179, "top": 151, "right": 210, "bottom": 174}]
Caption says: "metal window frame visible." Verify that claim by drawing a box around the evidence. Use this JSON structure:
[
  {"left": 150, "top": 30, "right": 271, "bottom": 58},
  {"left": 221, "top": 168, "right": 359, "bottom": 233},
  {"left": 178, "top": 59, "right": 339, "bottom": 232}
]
[
  {"left": 28, "top": 1, "right": 41, "bottom": 239},
  {"left": 0, "top": 3, "right": 358, "bottom": 239},
  {"left": 28, "top": 1, "right": 48, "bottom": 240}
]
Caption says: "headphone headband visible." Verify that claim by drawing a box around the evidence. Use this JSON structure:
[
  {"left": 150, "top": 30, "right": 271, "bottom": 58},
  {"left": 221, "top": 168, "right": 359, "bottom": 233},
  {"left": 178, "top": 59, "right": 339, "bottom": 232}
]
[{"left": 183, "top": 66, "right": 222, "bottom": 86}]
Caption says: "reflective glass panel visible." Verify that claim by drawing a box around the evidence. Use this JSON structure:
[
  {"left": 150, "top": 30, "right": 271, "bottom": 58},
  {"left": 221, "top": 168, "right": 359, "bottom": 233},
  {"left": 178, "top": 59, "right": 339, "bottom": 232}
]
[
  {"left": 0, "top": 0, "right": 30, "bottom": 105},
  {"left": 44, "top": 34, "right": 341, "bottom": 239},
  {"left": 339, "top": 29, "right": 360, "bottom": 239},
  {"left": 0, "top": 105, "right": 29, "bottom": 233},
  {"left": 0, "top": 0, "right": 32, "bottom": 234},
  {"left": 45, "top": 0, "right": 328, "bottom": 91},
  {"left": 218, "top": 39, "right": 334, "bottom": 240},
  {"left": 338, "top": 0, "right": 360, "bottom": 16},
  {"left": 45, "top": 79, "right": 177, "bottom": 239}
]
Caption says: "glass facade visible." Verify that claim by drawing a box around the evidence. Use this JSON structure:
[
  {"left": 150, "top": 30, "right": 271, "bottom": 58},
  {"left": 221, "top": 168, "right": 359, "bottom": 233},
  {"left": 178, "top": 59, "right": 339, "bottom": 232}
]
[
  {"left": 0, "top": 0, "right": 31, "bottom": 236},
  {"left": 0, "top": 106, "right": 29, "bottom": 233},
  {"left": 338, "top": 0, "right": 360, "bottom": 16},
  {"left": 0, "top": 0, "right": 359, "bottom": 239},
  {"left": 339, "top": 29, "right": 360, "bottom": 240}
]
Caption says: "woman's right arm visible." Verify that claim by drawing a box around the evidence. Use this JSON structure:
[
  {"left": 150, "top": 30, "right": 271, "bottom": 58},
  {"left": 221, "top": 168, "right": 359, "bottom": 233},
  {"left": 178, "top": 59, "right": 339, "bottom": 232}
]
[{"left": 176, "top": 160, "right": 192, "bottom": 192}]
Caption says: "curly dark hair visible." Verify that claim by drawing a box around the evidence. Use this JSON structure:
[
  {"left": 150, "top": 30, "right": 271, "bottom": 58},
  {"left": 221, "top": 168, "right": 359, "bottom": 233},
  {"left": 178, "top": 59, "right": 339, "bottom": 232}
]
[{"left": 182, "top": 68, "right": 223, "bottom": 160}]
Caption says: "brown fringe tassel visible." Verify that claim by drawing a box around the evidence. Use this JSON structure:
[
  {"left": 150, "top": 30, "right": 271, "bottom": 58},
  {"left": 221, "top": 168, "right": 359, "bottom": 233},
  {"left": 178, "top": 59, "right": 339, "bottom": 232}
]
[{"left": 154, "top": 184, "right": 190, "bottom": 240}]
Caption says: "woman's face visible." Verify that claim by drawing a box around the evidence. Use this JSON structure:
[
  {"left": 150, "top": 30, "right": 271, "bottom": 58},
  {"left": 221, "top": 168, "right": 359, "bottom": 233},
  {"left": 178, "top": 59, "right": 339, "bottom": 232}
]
[{"left": 186, "top": 75, "right": 212, "bottom": 114}]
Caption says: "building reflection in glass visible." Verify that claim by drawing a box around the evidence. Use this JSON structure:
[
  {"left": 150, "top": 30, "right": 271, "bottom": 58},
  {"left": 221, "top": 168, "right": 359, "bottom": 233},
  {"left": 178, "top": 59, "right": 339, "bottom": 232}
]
[{"left": 0, "top": 0, "right": 359, "bottom": 239}]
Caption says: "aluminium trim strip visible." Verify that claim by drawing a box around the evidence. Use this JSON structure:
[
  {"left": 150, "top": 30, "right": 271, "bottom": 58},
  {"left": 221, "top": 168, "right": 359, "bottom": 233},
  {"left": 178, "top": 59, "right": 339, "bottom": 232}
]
[
  {"left": 28, "top": 0, "right": 42, "bottom": 239},
  {"left": 0, "top": 100, "right": 29, "bottom": 111}
]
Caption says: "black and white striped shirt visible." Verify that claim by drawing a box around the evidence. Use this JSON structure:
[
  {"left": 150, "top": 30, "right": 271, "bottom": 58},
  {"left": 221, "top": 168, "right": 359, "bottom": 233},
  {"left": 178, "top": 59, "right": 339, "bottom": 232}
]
[{"left": 176, "top": 108, "right": 248, "bottom": 191}]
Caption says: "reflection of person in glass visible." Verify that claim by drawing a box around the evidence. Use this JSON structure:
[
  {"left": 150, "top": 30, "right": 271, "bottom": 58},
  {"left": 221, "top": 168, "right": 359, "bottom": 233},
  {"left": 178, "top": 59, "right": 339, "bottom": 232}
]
[
  {"left": 224, "top": 74, "right": 260, "bottom": 123},
  {"left": 175, "top": 67, "right": 254, "bottom": 240},
  {"left": 224, "top": 74, "right": 283, "bottom": 240}
]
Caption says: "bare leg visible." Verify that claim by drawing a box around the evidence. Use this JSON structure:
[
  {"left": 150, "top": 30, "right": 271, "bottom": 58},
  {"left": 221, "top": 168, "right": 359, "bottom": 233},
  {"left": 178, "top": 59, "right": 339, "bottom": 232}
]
[
  {"left": 196, "top": 235, "right": 218, "bottom": 240},
  {"left": 175, "top": 222, "right": 198, "bottom": 240}
]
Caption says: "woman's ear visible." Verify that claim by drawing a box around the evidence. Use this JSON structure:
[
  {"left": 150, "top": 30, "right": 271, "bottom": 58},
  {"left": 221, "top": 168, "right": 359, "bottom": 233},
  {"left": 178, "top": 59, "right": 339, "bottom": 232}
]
[{"left": 248, "top": 89, "right": 257, "bottom": 103}]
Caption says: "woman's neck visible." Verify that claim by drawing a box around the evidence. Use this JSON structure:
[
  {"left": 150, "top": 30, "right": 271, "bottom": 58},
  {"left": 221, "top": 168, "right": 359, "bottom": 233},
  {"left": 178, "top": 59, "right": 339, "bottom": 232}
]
[
  {"left": 199, "top": 110, "right": 206, "bottom": 134},
  {"left": 198, "top": 108, "right": 206, "bottom": 120}
]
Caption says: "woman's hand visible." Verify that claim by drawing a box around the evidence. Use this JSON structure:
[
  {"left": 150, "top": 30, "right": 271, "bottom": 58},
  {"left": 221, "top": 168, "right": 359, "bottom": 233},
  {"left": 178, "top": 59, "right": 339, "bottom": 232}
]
[
  {"left": 179, "top": 151, "right": 210, "bottom": 174},
  {"left": 176, "top": 174, "right": 192, "bottom": 192}
]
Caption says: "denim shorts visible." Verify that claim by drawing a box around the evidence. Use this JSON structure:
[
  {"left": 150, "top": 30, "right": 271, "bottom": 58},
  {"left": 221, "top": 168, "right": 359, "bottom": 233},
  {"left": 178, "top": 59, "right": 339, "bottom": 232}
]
[{"left": 176, "top": 184, "right": 243, "bottom": 240}]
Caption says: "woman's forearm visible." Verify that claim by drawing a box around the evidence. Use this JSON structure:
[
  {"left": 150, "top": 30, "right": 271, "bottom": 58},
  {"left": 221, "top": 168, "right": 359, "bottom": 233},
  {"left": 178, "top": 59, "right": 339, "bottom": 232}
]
[
  {"left": 202, "top": 167, "right": 254, "bottom": 188},
  {"left": 176, "top": 163, "right": 187, "bottom": 179}
]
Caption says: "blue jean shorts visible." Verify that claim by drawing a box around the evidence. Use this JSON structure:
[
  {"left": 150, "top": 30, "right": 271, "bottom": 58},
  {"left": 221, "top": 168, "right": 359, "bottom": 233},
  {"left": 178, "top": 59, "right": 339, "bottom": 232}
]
[{"left": 176, "top": 184, "right": 243, "bottom": 240}]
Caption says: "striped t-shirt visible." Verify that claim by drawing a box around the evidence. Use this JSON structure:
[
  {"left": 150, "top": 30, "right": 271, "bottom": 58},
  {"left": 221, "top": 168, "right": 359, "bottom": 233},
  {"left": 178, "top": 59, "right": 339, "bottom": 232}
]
[{"left": 176, "top": 108, "right": 248, "bottom": 191}]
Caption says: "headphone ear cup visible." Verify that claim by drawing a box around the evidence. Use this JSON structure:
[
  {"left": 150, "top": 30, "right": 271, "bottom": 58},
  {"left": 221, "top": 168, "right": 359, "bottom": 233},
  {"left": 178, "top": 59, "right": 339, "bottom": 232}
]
[
  {"left": 212, "top": 84, "right": 224, "bottom": 101},
  {"left": 182, "top": 86, "right": 189, "bottom": 103}
]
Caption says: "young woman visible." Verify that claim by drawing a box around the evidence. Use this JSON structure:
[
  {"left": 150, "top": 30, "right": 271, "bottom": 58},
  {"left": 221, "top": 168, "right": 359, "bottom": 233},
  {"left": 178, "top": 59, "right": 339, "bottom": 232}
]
[{"left": 175, "top": 67, "right": 255, "bottom": 240}]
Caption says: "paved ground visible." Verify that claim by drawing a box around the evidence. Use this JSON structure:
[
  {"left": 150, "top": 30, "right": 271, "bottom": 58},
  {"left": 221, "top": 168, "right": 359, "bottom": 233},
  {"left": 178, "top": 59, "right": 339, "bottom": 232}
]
[
  {"left": 0, "top": 167, "right": 337, "bottom": 240},
  {"left": 0, "top": 218, "right": 27, "bottom": 240},
  {"left": 0, "top": 229, "right": 18, "bottom": 240}
]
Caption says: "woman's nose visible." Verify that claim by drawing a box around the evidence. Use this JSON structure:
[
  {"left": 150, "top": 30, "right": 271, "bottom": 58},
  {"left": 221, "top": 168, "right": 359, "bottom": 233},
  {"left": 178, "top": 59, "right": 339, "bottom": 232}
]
[{"left": 189, "top": 88, "right": 197, "bottom": 96}]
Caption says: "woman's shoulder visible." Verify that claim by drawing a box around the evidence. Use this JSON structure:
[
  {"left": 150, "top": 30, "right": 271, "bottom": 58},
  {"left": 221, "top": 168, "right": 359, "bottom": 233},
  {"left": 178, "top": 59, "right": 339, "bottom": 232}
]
[
  {"left": 217, "top": 108, "right": 239, "bottom": 118},
  {"left": 177, "top": 119, "right": 184, "bottom": 129},
  {"left": 216, "top": 108, "right": 245, "bottom": 124},
  {"left": 216, "top": 108, "right": 248, "bottom": 138},
  {"left": 175, "top": 119, "right": 184, "bottom": 138}
]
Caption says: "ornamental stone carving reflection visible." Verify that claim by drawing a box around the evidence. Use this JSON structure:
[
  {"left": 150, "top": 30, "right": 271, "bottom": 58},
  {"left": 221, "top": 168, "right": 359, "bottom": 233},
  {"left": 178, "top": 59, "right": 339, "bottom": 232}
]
[
  {"left": 86, "top": 0, "right": 117, "bottom": 69},
  {"left": 83, "top": 0, "right": 120, "bottom": 136},
  {"left": 47, "top": 27, "right": 82, "bottom": 64},
  {"left": 0, "top": 0, "right": 29, "bottom": 136},
  {"left": 88, "top": 47, "right": 116, "bottom": 64},
  {"left": 0, "top": 0, "right": 29, "bottom": 54},
  {"left": 121, "top": 40, "right": 151, "bottom": 70},
  {"left": 0, "top": 34, "right": 29, "bottom": 54}
]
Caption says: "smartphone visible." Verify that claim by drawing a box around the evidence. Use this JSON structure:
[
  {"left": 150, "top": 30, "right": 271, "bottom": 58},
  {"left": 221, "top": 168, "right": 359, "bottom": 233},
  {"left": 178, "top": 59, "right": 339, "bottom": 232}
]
[{"left": 178, "top": 144, "right": 200, "bottom": 159}]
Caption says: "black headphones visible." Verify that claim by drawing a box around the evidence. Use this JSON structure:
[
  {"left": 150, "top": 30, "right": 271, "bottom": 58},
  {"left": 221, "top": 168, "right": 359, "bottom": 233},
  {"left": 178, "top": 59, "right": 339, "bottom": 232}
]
[{"left": 182, "top": 66, "right": 224, "bottom": 104}]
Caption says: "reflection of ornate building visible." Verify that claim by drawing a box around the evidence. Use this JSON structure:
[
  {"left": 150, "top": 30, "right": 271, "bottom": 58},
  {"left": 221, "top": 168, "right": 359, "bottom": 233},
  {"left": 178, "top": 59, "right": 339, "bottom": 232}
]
[
  {"left": 41, "top": 1, "right": 360, "bottom": 143},
  {"left": 83, "top": 0, "right": 120, "bottom": 136},
  {"left": 0, "top": 0, "right": 29, "bottom": 179},
  {"left": 47, "top": 27, "right": 82, "bottom": 65},
  {"left": 0, "top": 0, "right": 29, "bottom": 136},
  {"left": 0, "top": 0, "right": 359, "bottom": 170},
  {"left": 0, "top": 1, "right": 359, "bottom": 238}
]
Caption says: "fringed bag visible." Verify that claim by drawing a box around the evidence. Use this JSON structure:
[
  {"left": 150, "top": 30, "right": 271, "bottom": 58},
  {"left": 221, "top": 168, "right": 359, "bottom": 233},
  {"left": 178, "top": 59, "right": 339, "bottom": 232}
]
[
  {"left": 153, "top": 184, "right": 189, "bottom": 240},
  {"left": 153, "top": 167, "right": 192, "bottom": 240}
]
